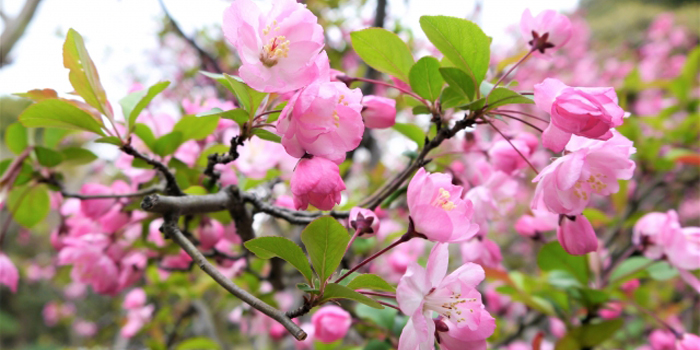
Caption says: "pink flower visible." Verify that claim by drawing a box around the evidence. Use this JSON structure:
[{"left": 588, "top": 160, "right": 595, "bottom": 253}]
[
  {"left": 277, "top": 78, "right": 364, "bottom": 163},
  {"left": 665, "top": 226, "right": 700, "bottom": 271},
  {"left": 532, "top": 131, "right": 636, "bottom": 215},
  {"left": 520, "top": 9, "right": 572, "bottom": 55},
  {"left": 123, "top": 288, "right": 147, "bottom": 310},
  {"left": 432, "top": 311, "right": 496, "bottom": 350},
  {"left": 349, "top": 207, "right": 380, "bottom": 236},
  {"left": 599, "top": 301, "right": 623, "bottom": 319},
  {"left": 235, "top": 136, "right": 287, "bottom": 179},
  {"left": 361, "top": 95, "right": 396, "bottom": 129},
  {"left": 650, "top": 329, "right": 677, "bottom": 350},
  {"left": 79, "top": 183, "right": 117, "bottom": 219},
  {"left": 488, "top": 138, "right": 533, "bottom": 175},
  {"left": 407, "top": 168, "right": 479, "bottom": 243},
  {"left": 73, "top": 320, "right": 98, "bottom": 337},
  {"left": 198, "top": 220, "right": 224, "bottom": 251},
  {"left": 0, "top": 253, "right": 19, "bottom": 293},
  {"left": 515, "top": 209, "right": 558, "bottom": 238},
  {"left": 465, "top": 170, "right": 518, "bottom": 236},
  {"left": 121, "top": 304, "right": 155, "bottom": 338},
  {"left": 290, "top": 157, "right": 346, "bottom": 210},
  {"left": 222, "top": 0, "right": 325, "bottom": 93},
  {"left": 679, "top": 334, "right": 700, "bottom": 350},
  {"left": 557, "top": 215, "right": 598, "bottom": 255},
  {"left": 160, "top": 250, "right": 193, "bottom": 270},
  {"left": 534, "top": 78, "right": 625, "bottom": 152},
  {"left": 396, "top": 243, "right": 489, "bottom": 350},
  {"left": 461, "top": 238, "right": 503, "bottom": 269},
  {"left": 57, "top": 234, "right": 120, "bottom": 295},
  {"left": 311, "top": 305, "right": 351, "bottom": 343},
  {"left": 371, "top": 238, "right": 426, "bottom": 283}
]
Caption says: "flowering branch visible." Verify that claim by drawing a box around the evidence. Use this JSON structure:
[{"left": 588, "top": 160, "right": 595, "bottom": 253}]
[{"left": 120, "top": 144, "right": 184, "bottom": 196}]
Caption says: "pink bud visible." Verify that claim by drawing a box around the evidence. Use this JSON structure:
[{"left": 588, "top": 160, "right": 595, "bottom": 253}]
[
  {"left": 349, "top": 207, "right": 380, "bottom": 236},
  {"left": 599, "top": 301, "right": 623, "bottom": 320},
  {"left": 0, "top": 253, "right": 19, "bottom": 293},
  {"left": 621, "top": 279, "right": 640, "bottom": 293},
  {"left": 361, "top": 95, "right": 396, "bottom": 129},
  {"left": 557, "top": 215, "right": 598, "bottom": 255},
  {"left": 311, "top": 305, "right": 351, "bottom": 343},
  {"left": 290, "top": 157, "right": 346, "bottom": 211}
]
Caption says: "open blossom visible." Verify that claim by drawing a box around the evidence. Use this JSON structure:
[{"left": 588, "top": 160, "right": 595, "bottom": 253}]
[
  {"left": 407, "top": 168, "right": 479, "bottom": 243},
  {"left": 633, "top": 210, "right": 679, "bottom": 260},
  {"left": 277, "top": 77, "right": 364, "bottom": 163},
  {"left": 290, "top": 157, "right": 346, "bottom": 210},
  {"left": 223, "top": 0, "right": 325, "bottom": 93},
  {"left": 311, "top": 306, "right": 351, "bottom": 343},
  {"left": 532, "top": 131, "right": 636, "bottom": 215},
  {"left": 57, "top": 234, "right": 119, "bottom": 295},
  {"left": 0, "top": 253, "right": 19, "bottom": 293},
  {"left": 397, "top": 243, "right": 490, "bottom": 350},
  {"left": 535, "top": 78, "right": 625, "bottom": 152},
  {"left": 461, "top": 237, "right": 503, "bottom": 269},
  {"left": 488, "top": 138, "right": 535, "bottom": 175},
  {"left": 557, "top": 215, "right": 598, "bottom": 255},
  {"left": 349, "top": 207, "right": 380, "bottom": 236},
  {"left": 514, "top": 209, "right": 558, "bottom": 238},
  {"left": 432, "top": 311, "right": 496, "bottom": 350},
  {"left": 520, "top": 9, "right": 572, "bottom": 55},
  {"left": 361, "top": 95, "right": 396, "bottom": 129}
]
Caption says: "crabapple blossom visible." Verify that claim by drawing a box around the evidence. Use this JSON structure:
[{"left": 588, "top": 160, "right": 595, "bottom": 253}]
[
  {"left": 123, "top": 288, "right": 147, "bottom": 310},
  {"left": 520, "top": 9, "right": 572, "bottom": 55},
  {"left": 514, "top": 209, "right": 558, "bottom": 238},
  {"left": 397, "top": 243, "right": 489, "bottom": 350},
  {"left": 534, "top": 78, "right": 625, "bottom": 152},
  {"left": 121, "top": 304, "right": 155, "bottom": 338},
  {"left": 311, "top": 305, "right": 351, "bottom": 343},
  {"left": 407, "top": 168, "right": 479, "bottom": 243},
  {"left": 277, "top": 78, "right": 364, "bottom": 163},
  {"left": 290, "top": 156, "right": 346, "bottom": 210},
  {"left": 557, "top": 215, "right": 598, "bottom": 255},
  {"left": 431, "top": 310, "right": 496, "bottom": 350},
  {"left": 488, "top": 138, "right": 535, "bottom": 175},
  {"left": 349, "top": 207, "right": 380, "bottom": 236},
  {"left": 223, "top": 0, "right": 325, "bottom": 93},
  {"left": 197, "top": 219, "right": 224, "bottom": 251},
  {"left": 0, "top": 253, "right": 19, "bottom": 293},
  {"left": 361, "top": 95, "right": 396, "bottom": 129},
  {"left": 461, "top": 237, "right": 503, "bottom": 269}
]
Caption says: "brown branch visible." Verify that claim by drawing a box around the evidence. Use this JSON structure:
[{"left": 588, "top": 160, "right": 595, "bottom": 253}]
[
  {"left": 121, "top": 144, "right": 184, "bottom": 196},
  {"left": 160, "top": 215, "right": 306, "bottom": 340},
  {"left": 0, "top": 0, "right": 43, "bottom": 68}
]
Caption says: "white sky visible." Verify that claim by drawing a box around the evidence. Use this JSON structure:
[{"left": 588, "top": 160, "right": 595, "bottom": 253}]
[{"left": 0, "top": 0, "right": 579, "bottom": 97}]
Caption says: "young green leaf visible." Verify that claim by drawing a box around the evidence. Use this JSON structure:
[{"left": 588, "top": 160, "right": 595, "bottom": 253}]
[
  {"left": 19, "top": 99, "right": 105, "bottom": 135},
  {"left": 393, "top": 123, "right": 426, "bottom": 147},
  {"left": 440, "top": 86, "right": 470, "bottom": 109},
  {"left": 409, "top": 56, "right": 444, "bottom": 101},
  {"left": 420, "top": 16, "right": 490, "bottom": 87},
  {"left": 350, "top": 28, "right": 415, "bottom": 82},
  {"left": 346, "top": 274, "right": 396, "bottom": 292},
  {"left": 296, "top": 283, "right": 320, "bottom": 295},
  {"left": 439, "top": 67, "right": 476, "bottom": 101},
  {"left": 133, "top": 123, "right": 157, "bottom": 151},
  {"left": 119, "top": 81, "right": 170, "bottom": 131},
  {"left": 5, "top": 123, "right": 28, "bottom": 155},
  {"left": 320, "top": 283, "right": 384, "bottom": 309},
  {"left": 63, "top": 29, "right": 111, "bottom": 118},
  {"left": 7, "top": 184, "right": 51, "bottom": 228},
  {"left": 60, "top": 147, "right": 98, "bottom": 165},
  {"left": 244, "top": 236, "right": 315, "bottom": 283},
  {"left": 204, "top": 109, "right": 249, "bottom": 126},
  {"left": 173, "top": 116, "right": 220, "bottom": 141},
  {"left": 537, "top": 242, "right": 589, "bottom": 285},
  {"left": 485, "top": 87, "right": 534, "bottom": 111},
  {"left": 34, "top": 146, "right": 64, "bottom": 167},
  {"left": 153, "top": 132, "right": 183, "bottom": 157},
  {"left": 94, "top": 136, "right": 122, "bottom": 146},
  {"left": 300, "top": 216, "right": 350, "bottom": 284},
  {"left": 251, "top": 129, "right": 281, "bottom": 143},
  {"left": 222, "top": 74, "right": 266, "bottom": 117}
]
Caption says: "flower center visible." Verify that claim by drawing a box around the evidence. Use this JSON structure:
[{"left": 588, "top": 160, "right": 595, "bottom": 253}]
[
  {"left": 572, "top": 172, "right": 608, "bottom": 199},
  {"left": 432, "top": 188, "right": 456, "bottom": 211},
  {"left": 260, "top": 21, "right": 290, "bottom": 68},
  {"left": 423, "top": 290, "right": 478, "bottom": 324}
]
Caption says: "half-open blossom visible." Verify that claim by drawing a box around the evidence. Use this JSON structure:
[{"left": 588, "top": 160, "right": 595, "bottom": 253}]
[
  {"left": 520, "top": 9, "right": 572, "bottom": 55},
  {"left": 407, "top": 168, "right": 479, "bottom": 243},
  {"left": 290, "top": 157, "right": 346, "bottom": 210},
  {"left": 433, "top": 310, "right": 496, "bottom": 350},
  {"left": 57, "top": 234, "right": 119, "bottom": 295},
  {"left": 277, "top": 78, "right": 364, "bottom": 163},
  {"left": 362, "top": 95, "right": 396, "bottom": 129},
  {"left": 311, "top": 306, "right": 351, "bottom": 343},
  {"left": 397, "top": 243, "right": 489, "bottom": 350},
  {"left": 222, "top": 0, "right": 325, "bottom": 93},
  {"left": 535, "top": 78, "right": 625, "bottom": 152},
  {"left": 0, "top": 253, "right": 19, "bottom": 293},
  {"left": 532, "top": 131, "right": 636, "bottom": 215},
  {"left": 349, "top": 207, "right": 380, "bottom": 236},
  {"left": 557, "top": 215, "right": 598, "bottom": 255}
]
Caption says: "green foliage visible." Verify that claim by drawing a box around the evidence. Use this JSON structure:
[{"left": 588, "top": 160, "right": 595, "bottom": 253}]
[
  {"left": 0, "top": 159, "right": 33, "bottom": 186},
  {"left": 346, "top": 274, "right": 396, "bottom": 292},
  {"left": 355, "top": 303, "right": 397, "bottom": 330},
  {"left": 251, "top": 129, "right": 281, "bottom": 143},
  {"left": 244, "top": 237, "right": 314, "bottom": 283},
  {"left": 5, "top": 123, "right": 28, "bottom": 155},
  {"left": 175, "top": 337, "right": 221, "bottom": 350},
  {"left": 60, "top": 147, "right": 98, "bottom": 165},
  {"left": 392, "top": 123, "right": 426, "bottom": 147},
  {"left": 555, "top": 319, "right": 623, "bottom": 350},
  {"left": 94, "top": 136, "right": 121, "bottom": 146},
  {"left": 420, "top": 16, "right": 490, "bottom": 87},
  {"left": 200, "top": 72, "right": 266, "bottom": 118},
  {"left": 34, "top": 146, "right": 64, "bottom": 167},
  {"left": 350, "top": 28, "right": 415, "bottom": 82},
  {"left": 119, "top": 81, "right": 170, "bottom": 132},
  {"left": 439, "top": 67, "right": 476, "bottom": 102},
  {"left": 409, "top": 56, "right": 444, "bottom": 101},
  {"left": 537, "top": 242, "right": 589, "bottom": 285},
  {"left": 173, "top": 115, "right": 220, "bottom": 141},
  {"left": 485, "top": 87, "right": 534, "bottom": 111},
  {"left": 19, "top": 99, "right": 105, "bottom": 136},
  {"left": 320, "top": 283, "right": 383, "bottom": 309},
  {"left": 300, "top": 217, "right": 350, "bottom": 284},
  {"left": 201, "top": 108, "right": 249, "bottom": 126},
  {"left": 133, "top": 123, "right": 157, "bottom": 151},
  {"left": 152, "top": 132, "right": 183, "bottom": 157},
  {"left": 7, "top": 184, "right": 51, "bottom": 228},
  {"left": 63, "top": 29, "right": 111, "bottom": 118}
]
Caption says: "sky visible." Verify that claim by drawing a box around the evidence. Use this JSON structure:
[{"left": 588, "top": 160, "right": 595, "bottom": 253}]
[{"left": 0, "top": 0, "right": 579, "bottom": 97}]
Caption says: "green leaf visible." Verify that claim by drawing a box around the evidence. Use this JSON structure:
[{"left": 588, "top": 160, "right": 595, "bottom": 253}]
[
  {"left": 439, "top": 67, "right": 475, "bottom": 101},
  {"left": 320, "top": 283, "right": 384, "bottom": 309},
  {"left": 120, "top": 81, "right": 170, "bottom": 131},
  {"left": 94, "top": 136, "right": 121, "bottom": 146},
  {"left": 173, "top": 116, "right": 220, "bottom": 142},
  {"left": 555, "top": 319, "right": 623, "bottom": 350},
  {"left": 203, "top": 108, "right": 249, "bottom": 126},
  {"left": 537, "top": 241, "right": 589, "bottom": 285},
  {"left": 251, "top": 129, "right": 281, "bottom": 143},
  {"left": 175, "top": 337, "right": 221, "bottom": 350},
  {"left": 297, "top": 283, "right": 320, "bottom": 295},
  {"left": 183, "top": 186, "right": 207, "bottom": 195},
  {"left": 60, "top": 147, "right": 98, "bottom": 165},
  {"left": 356, "top": 303, "right": 397, "bottom": 330},
  {"left": 43, "top": 128, "right": 72, "bottom": 148},
  {"left": 5, "top": 123, "right": 28, "bottom": 155},
  {"left": 485, "top": 87, "right": 534, "bottom": 111},
  {"left": 34, "top": 146, "right": 64, "bottom": 167},
  {"left": 392, "top": 123, "right": 426, "bottom": 147},
  {"left": 409, "top": 56, "right": 444, "bottom": 101},
  {"left": 63, "top": 29, "right": 111, "bottom": 118},
  {"left": 346, "top": 274, "right": 396, "bottom": 292},
  {"left": 19, "top": 99, "right": 105, "bottom": 135},
  {"left": 133, "top": 123, "right": 157, "bottom": 151},
  {"left": 609, "top": 256, "right": 652, "bottom": 283},
  {"left": 244, "top": 237, "right": 314, "bottom": 283},
  {"left": 300, "top": 217, "right": 350, "bottom": 284},
  {"left": 419, "top": 16, "right": 490, "bottom": 86},
  {"left": 440, "top": 86, "right": 470, "bottom": 109},
  {"left": 153, "top": 132, "right": 183, "bottom": 157},
  {"left": 647, "top": 261, "right": 678, "bottom": 280},
  {"left": 7, "top": 184, "right": 51, "bottom": 228},
  {"left": 196, "top": 144, "right": 230, "bottom": 167},
  {"left": 412, "top": 106, "right": 431, "bottom": 115},
  {"left": 350, "top": 28, "right": 415, "bottom": 82},
  {"left": 0, "top": 160, "right": 33, "bottom": 186},
  {"left": 222, "top": 74, "right": 266, "bottom": 117}
]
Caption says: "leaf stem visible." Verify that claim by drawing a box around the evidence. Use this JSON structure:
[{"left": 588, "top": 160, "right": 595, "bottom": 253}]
[
  {"left": 335, "top": 232, "right": 413, "bottom": 283},
  {"left": 487, "top": 49, "right": 534, "bottom": 100},
  {"left": 485, "top": 118, "right": 539, "bottom": 174}
]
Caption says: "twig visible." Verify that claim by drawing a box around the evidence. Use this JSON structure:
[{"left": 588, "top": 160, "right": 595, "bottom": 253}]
[
  {"left": 165, "top": 304, "right": 196, "bottom": 348},
  {"left": 487, "top": 49, "right": 534, "bottom": 100},
  {"left": 286, "top": 300, "right": 313, "bottom": 319},
  {"left": 161, "top": 215, "right": 306, "bottom": 340},
  {"left": 493, "top": 109, "right": 549, "bottom": 123},
  {"left": 485, "top": 118, "right": 539, "bottom": 174},
  {"left": 121, "top": 144, "right": 184, "bottom": 196},
  {"left": 203, "top": 134, "right": 246, "bottom": 187},
  {"left": 376, "top": 301, "right": 401, "bottom": 311},
  {"left": 0, "top": 0, "right": 43, "bottom": 67},
  {"left": 489, "top": 112, "right": 544, "bottom": 133}
]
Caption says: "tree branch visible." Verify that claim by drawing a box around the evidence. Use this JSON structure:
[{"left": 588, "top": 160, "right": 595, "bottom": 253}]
[
  {"left": 160, "top": 215, "right": 306, "bottom": 340},
  {"left": 0, "top": 0, "right": 43, "bottom": 68},
  {"left": 121, "top": 144, "right": 184, "bottom": 196}
]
